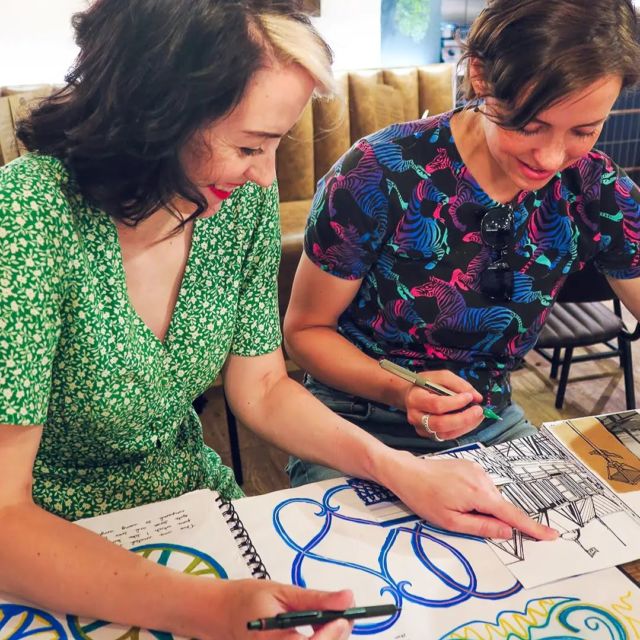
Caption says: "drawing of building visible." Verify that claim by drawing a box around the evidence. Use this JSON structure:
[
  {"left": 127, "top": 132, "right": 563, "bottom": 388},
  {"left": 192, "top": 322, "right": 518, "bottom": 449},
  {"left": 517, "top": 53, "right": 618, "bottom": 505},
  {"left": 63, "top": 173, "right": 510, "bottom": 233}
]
[{"left": 446, "top": 434, "right": 638, "bottom": 562}]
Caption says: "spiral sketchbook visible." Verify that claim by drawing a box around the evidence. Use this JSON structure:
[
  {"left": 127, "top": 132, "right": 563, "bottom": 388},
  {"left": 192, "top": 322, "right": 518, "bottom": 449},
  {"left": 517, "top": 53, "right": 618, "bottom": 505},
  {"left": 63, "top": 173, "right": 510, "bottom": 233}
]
[{"left": 0, "top": 489, "right": 269, "bottom": 640}]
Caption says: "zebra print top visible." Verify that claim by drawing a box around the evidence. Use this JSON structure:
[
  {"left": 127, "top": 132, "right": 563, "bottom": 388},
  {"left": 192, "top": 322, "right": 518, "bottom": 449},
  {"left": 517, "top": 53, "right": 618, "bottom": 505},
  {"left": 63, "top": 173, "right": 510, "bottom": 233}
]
[{"left": 304, "top": 110, "right": 640, "bottom": 412}]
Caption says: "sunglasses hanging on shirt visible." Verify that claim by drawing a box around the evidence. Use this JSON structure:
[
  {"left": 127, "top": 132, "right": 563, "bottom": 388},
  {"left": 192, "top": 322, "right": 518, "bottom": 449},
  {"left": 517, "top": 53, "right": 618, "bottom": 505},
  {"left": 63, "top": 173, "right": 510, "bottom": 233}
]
[{"left": 478, "top": 205, "right": 515, "bottom": 302}]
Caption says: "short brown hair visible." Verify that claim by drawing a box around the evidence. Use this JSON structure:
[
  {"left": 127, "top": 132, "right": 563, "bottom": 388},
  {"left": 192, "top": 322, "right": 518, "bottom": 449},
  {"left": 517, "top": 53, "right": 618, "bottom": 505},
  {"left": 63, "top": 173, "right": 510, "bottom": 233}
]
[{"left": 460, "top": 0, "right": 640, "bottom": 129}]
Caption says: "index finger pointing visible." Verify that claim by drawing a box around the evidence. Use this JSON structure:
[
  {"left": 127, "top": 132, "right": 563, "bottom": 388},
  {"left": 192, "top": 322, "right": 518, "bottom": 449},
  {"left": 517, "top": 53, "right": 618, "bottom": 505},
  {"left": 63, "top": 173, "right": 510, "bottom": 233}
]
[{"left": 482, "top": 497, "right": 558, "bottom": 541}]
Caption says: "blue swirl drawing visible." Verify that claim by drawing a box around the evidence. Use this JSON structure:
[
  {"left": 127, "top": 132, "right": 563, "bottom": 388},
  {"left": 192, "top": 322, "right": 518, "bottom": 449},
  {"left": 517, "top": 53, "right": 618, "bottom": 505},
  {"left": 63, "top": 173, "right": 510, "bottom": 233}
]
[
  {"left": 271, "top": 482, "right": 632, "bottom": 637},
  {"left": 440, "top": 596, "right": 629, "bottom": 639},
  {"left": 273, "top": 483, "right": 521, "bottom": 635},
  {"left": 0, "top": 603, "right": 67, "bottom": 640}
]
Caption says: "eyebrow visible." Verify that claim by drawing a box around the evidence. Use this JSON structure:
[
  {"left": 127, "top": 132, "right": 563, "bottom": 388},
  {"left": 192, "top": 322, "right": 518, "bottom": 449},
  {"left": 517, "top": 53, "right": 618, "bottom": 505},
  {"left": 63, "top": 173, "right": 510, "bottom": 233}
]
[
  {"left": 531, "top": 117, "right": 606, "bottom": 128},
  {"left": 242, "top": 129, "right": 284, "bottom": 139}
]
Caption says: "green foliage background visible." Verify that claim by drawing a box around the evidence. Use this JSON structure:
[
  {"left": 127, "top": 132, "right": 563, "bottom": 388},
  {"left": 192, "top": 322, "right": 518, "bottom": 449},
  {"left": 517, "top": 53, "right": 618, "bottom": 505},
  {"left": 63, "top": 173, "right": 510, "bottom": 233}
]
[{"left": 393, "top": 0, "right": 431, "bottom": 42}]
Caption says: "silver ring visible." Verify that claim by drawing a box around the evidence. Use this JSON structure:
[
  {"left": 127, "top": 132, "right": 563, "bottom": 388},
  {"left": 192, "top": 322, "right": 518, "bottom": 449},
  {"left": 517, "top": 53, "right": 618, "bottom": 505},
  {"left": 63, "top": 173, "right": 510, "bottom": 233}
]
[{"left": 421, "top": 414, "right": 445, "bottom": 442}]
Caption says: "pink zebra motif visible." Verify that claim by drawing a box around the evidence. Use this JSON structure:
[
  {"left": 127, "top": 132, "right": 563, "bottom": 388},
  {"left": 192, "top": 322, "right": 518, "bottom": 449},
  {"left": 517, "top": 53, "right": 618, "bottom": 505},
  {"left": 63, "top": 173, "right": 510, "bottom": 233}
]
[
  {"left": 445, "top": 168, "right": 483, "bottom": 232},
  {"left": 424, "top": 147, "right": 459, "bottom": 175},
  {"left": 311, "top": 222, "right": 364, "bottom": 275}
]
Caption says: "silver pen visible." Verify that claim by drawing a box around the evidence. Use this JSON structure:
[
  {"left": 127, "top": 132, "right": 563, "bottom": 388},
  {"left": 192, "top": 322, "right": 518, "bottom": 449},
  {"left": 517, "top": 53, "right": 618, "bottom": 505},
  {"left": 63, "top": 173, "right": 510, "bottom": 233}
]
[{"left": 379, "top": 359, "right": 502, "bottom": 421}]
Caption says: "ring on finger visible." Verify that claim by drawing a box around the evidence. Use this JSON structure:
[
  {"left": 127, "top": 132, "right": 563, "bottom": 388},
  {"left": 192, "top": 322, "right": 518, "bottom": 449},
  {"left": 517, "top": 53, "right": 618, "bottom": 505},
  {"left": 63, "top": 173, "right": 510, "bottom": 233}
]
[{"left": 421, "top": 413, "right": 445, "bottom": 442}]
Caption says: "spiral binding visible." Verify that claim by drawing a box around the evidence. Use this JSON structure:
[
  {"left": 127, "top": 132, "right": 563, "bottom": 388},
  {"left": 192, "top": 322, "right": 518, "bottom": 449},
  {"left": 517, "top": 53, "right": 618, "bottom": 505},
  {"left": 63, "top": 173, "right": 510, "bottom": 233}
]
[{"left": 216, "top": 495, "right": 271, "bottom": 580}]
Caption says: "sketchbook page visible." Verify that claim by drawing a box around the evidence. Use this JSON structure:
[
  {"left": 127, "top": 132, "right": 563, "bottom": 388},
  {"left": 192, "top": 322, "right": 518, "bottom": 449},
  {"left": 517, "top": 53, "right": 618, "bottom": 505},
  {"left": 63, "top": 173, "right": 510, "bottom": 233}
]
[
  {"left": 233, "top": 478, "right": 640, "bottom": 638},
  {"left": 443, "top": 431, "right": 640, "bottom": 587},
  {"left": 0, "top": 489, "right": 252, "bottom": 640},
  {"left": 542, "top": 410, "right": 640, "bottom": 513},
  {"left": 74, "top": 488, "right": 253, "bottom": 579}
]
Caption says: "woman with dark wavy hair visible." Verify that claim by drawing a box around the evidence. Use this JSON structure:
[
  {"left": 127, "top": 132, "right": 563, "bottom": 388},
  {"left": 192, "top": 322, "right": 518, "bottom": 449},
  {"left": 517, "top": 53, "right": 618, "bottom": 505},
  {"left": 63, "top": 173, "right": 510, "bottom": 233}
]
[{"left": 0, "top": 0, "right": 555, "bottom": 636}]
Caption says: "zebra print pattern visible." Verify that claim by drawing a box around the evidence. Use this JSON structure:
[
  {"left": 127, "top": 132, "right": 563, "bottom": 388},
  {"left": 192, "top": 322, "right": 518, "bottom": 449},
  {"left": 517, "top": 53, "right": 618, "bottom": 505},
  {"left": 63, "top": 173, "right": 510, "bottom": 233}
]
[{"left": 304, "top": 110, "right": 640, "bottom": 412}]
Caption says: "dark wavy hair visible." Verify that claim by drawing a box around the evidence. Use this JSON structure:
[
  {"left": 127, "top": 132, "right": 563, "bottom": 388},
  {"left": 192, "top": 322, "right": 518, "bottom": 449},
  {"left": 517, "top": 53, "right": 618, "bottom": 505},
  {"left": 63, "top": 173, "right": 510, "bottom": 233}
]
[
  {"left": 16, "top": 0, "right": 317, "bottom": 224},
  {"left": 460, "top": 0, "right": 640, "bottom": 129}
]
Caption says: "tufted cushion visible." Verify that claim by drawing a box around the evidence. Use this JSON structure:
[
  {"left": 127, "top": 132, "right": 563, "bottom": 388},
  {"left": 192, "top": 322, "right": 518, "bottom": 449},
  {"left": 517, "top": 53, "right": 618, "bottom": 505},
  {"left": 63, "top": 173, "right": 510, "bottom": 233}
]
[
  {"left": 418, "top": 63, "right": 455, "bottom": 118},
  {"left": 313, "top": 73, "right": 350, "bottom": 184},
  {"left": 536, "top": 302, "right": 623, "bottom": 349},
  {"left": 278, "top": 199, "right": 312, "bottom": 320},
  {"left": 373, "top": 84, "right": 406, "bottom": 131},
  {"left": 382, "top": 68, "right": 420, "bottom": 121},
  {"left": 275, "top": 101, "right": 314, "bottom": 202},
  {"left": 348, "top": 70, "right": 384, "bottom": 143}
]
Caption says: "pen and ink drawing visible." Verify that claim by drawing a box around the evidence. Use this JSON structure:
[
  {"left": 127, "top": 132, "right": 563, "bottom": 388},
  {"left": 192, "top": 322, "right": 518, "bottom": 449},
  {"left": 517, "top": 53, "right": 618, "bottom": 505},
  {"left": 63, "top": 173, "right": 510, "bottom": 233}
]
[
  {"left": 440, "top": 432, "right": 640, "bottom": 564},
  {"left": 259, "top": 480, "right": 640, "bottom": 638},
  {"left": 546, "top": 415, "right": 640, "bottom": 495},
  {"left": 599, "top": 410, "right": 640, "bottom": 459},
  {"left": 564, "top": 419, "right": 640, "bottom": 484}
]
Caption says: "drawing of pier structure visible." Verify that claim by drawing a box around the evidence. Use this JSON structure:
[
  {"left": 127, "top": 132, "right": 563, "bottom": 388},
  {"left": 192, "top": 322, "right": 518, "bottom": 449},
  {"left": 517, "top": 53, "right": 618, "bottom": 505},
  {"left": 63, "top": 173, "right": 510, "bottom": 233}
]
[
  {"left": 600, "top": 411, "right": 640, "bottom": 460},
  {"left": 445, "top": 434, "right": 640, "bottom": 562}
]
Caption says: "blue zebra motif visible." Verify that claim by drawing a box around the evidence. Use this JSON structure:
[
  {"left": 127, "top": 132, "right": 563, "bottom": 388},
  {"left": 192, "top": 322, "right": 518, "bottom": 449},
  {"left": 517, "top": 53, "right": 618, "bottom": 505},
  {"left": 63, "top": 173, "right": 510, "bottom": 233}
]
[{"left": 304, "top": 109, "right": 640, "bottom": 412}]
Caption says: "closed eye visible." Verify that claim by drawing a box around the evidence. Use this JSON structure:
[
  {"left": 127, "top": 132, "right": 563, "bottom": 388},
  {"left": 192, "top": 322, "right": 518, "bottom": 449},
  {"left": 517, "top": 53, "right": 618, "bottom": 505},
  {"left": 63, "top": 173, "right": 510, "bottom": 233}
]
[
  {"left": 240, "top": 147, "right": 264, "bottom": 157},
  {"left": 573, "top": 129, "right": 598, "bottom": 139},
  {"left": 517, "top": 127, "right": 542, "bottom": 137}
]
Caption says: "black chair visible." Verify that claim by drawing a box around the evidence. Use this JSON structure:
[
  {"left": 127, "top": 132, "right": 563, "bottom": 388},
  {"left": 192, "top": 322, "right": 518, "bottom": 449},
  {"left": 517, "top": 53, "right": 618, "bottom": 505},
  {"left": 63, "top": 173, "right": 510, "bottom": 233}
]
[{"left": 534, "top": 262, "right": 640, "bottom": 409}]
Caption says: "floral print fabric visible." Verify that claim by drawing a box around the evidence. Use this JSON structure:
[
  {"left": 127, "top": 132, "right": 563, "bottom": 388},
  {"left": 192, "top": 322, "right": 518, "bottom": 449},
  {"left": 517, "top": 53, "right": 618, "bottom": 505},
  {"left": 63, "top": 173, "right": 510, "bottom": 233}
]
[
  {"left": 305, "top": 110, "right": 640, "bottom": 412},
  {"left": 0, "top": 154, "right": 282, "bottom": 519}
]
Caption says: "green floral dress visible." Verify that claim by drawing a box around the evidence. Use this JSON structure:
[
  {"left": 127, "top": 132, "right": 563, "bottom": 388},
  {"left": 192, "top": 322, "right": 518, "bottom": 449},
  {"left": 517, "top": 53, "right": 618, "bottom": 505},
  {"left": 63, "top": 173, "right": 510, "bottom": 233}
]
[{"left": 0, "top": 154, "right": 282, "bottom": 520}]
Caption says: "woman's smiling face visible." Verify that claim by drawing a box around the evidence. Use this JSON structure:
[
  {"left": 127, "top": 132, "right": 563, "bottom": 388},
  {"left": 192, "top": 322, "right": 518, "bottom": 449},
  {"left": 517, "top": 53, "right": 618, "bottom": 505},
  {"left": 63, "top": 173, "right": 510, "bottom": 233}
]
[
  {"left": 480, "top": 75, "right": 622, "bottom": 192},
  {"left": 180, "top": 62, "right": 315, "bottom": 215}
]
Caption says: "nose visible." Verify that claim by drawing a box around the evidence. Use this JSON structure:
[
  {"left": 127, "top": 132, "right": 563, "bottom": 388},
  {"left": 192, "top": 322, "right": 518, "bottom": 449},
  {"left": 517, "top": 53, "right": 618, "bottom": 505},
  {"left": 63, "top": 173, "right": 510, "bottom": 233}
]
[
  {"left": 246, "top": 150, "right": 277, "bottom": 188},
  {"left": 530, "top": 138, "right": 566, "bottom": 172}
]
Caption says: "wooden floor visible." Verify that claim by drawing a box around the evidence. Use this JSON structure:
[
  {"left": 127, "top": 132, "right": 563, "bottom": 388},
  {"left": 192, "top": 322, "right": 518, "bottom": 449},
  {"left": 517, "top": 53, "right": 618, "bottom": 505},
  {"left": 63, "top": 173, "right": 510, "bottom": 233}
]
[{"left": 200, "top": 307, "right": 640, "bottom": 498}]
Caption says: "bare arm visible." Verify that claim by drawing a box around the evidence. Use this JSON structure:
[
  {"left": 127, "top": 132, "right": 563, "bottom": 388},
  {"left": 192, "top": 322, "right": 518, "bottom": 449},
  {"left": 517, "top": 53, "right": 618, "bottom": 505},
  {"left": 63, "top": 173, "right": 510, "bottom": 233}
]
[
  {"left": 223, "top": 349, "right": 557, "bottom": 541},
  {"left": 0, "top": 424, "right": 354, "bottom": 640},
  {"left": 607, "top": 276, "right": 640, "bottom": 323},
  {"left": 283, "top": 253, "right": 484, "bottom": 440},
  {"left": 284, "top": 254, "right": 406, "bottom": 408}
]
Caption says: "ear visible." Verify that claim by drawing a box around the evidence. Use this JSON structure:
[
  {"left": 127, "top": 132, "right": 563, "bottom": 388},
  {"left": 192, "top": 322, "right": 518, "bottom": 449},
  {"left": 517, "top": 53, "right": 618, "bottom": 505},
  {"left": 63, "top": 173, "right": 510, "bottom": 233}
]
[{"left": 468, "top": 57, "right": 489, "bottom": 99}]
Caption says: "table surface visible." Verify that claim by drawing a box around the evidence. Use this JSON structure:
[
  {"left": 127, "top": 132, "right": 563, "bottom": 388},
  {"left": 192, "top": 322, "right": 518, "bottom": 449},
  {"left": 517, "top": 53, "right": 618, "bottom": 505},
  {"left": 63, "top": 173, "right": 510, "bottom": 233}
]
[{"left": 621, "top": 560, "right": 640, "bottom": 584}]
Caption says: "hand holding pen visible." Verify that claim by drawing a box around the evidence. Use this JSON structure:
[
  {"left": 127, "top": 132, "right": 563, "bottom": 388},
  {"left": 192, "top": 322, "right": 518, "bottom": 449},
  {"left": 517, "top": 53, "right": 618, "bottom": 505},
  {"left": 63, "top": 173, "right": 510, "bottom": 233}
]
[
  {"left": 248, "top": 604, "right": 400, "bottom": 631},
  {"left": 224, "top": 582, "right": 356, "bottom": 640},
  {"left": 379, "top": 359, "right": 499, "bottom": 443}
]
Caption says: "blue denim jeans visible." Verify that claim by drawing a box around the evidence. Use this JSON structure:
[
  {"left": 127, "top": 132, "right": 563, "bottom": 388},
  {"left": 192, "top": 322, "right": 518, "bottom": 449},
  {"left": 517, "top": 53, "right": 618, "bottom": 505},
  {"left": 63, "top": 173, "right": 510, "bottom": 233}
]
[{"left": 287, "top": 375, "right": 537, "bottom": 487}]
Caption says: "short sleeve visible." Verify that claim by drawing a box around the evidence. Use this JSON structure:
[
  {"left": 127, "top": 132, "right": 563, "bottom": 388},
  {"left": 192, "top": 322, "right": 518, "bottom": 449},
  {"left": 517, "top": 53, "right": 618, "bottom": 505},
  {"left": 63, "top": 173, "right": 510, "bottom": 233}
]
[
  {"left": 594, "top": 164, "right": 640, "bottom": 279},
  {"left": 304, "top": 138, "right": 390, "bottom": 280},
  {"left": 229, "top": 182, "right": 282, "bottom": 356},
  {"left": 0, "top": 157, "right": 67, "bottom": 425}
]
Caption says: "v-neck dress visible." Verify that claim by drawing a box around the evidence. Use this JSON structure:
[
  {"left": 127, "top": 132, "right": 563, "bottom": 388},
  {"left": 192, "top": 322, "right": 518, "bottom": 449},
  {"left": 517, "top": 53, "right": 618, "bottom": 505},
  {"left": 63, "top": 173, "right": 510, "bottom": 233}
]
[{"left": 0, "top": 154, "right": 282, "bottom": 520}]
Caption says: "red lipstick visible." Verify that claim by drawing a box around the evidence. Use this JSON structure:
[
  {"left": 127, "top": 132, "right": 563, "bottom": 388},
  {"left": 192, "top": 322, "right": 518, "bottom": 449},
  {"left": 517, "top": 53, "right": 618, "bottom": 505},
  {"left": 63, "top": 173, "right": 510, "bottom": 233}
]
[{"left": 208, "top": 185, "right": 233, "bottom": 200}]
